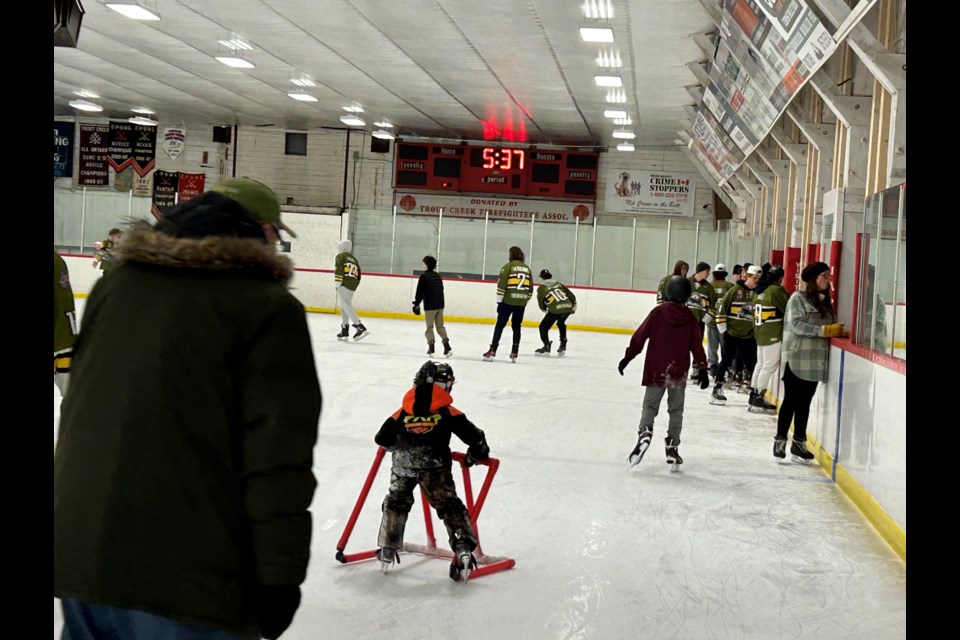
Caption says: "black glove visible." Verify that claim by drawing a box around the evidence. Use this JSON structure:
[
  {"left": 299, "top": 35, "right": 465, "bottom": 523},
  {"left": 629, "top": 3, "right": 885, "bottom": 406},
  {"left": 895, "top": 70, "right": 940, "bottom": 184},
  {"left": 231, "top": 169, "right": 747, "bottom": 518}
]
[
  {"left": 412, "top": 301, "right": 421, "bottom": 316},
  {"left": 256, "top": 584, "right": 301, "bottom": 640},
  {"left": 465, "top": 452, "right": 477, "bottom": 467},
  {"left": 618, "top": 357, "right": 630, "bottom": 376},
  {"left": 697, "top": 368, "right": 710, "bottom": 389}
]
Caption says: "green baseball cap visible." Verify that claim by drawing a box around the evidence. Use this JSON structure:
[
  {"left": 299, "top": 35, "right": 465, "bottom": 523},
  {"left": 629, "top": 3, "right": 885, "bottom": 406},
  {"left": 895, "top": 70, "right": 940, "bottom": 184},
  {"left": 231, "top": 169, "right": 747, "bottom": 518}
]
[{"left": 211, "top": 177, "right": 297, "bottom": 238}]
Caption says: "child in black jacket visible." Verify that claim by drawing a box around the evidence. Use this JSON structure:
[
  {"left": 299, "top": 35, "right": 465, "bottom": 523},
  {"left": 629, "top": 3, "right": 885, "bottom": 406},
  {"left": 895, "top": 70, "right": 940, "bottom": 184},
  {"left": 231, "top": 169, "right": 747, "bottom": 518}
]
[
  {"left": 375, "top": 361, "right": 489, "bottom": 581},
  {"left": 412, "top": 255, "right": 452, "bottom": 356}
]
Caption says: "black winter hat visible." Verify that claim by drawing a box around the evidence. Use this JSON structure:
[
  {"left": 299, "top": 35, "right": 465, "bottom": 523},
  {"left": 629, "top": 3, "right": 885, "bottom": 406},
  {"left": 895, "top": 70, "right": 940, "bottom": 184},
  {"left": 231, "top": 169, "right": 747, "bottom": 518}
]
[
  {"left": 695, "top": 261, "right": 711, "bottom": 274},
  {"left": 801, "top": 261, "right": 830, "bottom": 283},
  {"left": 539, "top": 269, "right": 552, "bottom": 280}
]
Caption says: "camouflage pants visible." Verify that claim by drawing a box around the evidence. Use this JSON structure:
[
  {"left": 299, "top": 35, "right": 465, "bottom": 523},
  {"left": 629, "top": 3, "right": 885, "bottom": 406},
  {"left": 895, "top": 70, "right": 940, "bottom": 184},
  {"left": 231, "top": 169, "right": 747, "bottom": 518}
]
[{"left": 379, "top": 467, "right": 477, "bottom": 552}]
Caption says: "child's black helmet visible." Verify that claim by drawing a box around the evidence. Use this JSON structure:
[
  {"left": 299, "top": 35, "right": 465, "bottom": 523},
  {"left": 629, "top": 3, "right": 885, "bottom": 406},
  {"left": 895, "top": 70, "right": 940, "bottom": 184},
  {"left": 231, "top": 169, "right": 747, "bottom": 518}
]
[
  {"left": 665, "top": 275, "right": 692, "bottom": 303},
  {"left": 414, "top": 360, "right": 456, "bottom": 391}
]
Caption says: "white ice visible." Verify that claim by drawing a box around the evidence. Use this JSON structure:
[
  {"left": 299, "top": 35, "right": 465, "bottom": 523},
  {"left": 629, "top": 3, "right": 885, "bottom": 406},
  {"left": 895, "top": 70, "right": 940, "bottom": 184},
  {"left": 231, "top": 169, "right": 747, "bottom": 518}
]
[{"left": 55, "top": 303, "right": 906, "bottom": 639}]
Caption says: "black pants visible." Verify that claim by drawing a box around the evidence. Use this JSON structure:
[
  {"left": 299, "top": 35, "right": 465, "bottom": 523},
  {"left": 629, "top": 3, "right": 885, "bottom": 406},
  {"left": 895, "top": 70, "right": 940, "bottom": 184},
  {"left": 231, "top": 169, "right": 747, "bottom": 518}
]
[
  {"left": 379, "top": 468, "right": 477, "bottom": 552},
  {"left": 491, "top": 302, "right": 525, "bottom": 347},
  {"left": 539, "top": 312, "right": 569, "bottom": 344},
  {"left": 715, "top": 334, "right": 757, "bottom": 384},
  {"left": 776, "top": 363, "right": 819, "bottom": 440}
]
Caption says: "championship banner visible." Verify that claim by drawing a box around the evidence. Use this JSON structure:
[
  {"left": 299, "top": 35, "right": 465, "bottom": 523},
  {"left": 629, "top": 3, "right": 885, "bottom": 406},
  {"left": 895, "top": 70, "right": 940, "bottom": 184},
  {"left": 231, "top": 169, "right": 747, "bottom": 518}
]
[
  {"left": 177, "top": 172, "right": 206, "bottom": 202},
  {"left": 605, "top": 169, "right": 695, "bottom": 217},
  {"left": 54, "top": 121, "right": 74, "bottom": 178},
  {"left": 393, "top": 192, "right": 592, "bottom": 224},
  {"left": 132, "top": 125, "right": 157, "bottom": 176},
  {"left": 162, "top": 127, "right": 185, "bottom": 159},
  {"left": 77, "top": 123, "right": 110, "bottom": 186},
  {"left": 151, "top": 170, "right": 180, "bottom": 219},
  {"left": 133, "top": 170, "right": 153, "bottom": 197},
  {"left": 107, "top": 121, "right": 135, "bottom": 172},
  {"left": 114, "top": 166, "right": 134, "bottom": 192}
]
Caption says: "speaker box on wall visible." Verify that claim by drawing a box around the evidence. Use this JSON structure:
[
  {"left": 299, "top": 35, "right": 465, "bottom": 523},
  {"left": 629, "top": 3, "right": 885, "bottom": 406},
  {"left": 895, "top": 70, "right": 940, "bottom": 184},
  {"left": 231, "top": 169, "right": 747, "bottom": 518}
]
[
  {"left": 212, "top": 126, "right": 232, "bottom": 144},
  {"left": 54, "top": 0, "right": 85, "bottom": 47},
  {"left": 370, "top": 137, "right": 391, "bottom": 154}
]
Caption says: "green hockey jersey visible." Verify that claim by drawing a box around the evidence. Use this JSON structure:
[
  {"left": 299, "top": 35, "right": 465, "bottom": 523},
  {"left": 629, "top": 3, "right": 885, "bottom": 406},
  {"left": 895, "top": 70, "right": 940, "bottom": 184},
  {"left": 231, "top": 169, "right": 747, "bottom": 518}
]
[
  {"left": 496, "top": 260, "right": 533, "bottom": 306},
  {"left": 717, "top": 283, "right": 756, "bottom": 338},
  {"left": 754, "top": 283, "right": 789, "bottom": 346},
  {"left": 537, "top": 280, "right": 576, "bottom": 314},
  {"left": 688, "top": 277, "right": 717, "bottom": 323},
  {"left": 335, "top": 252, "right": 361, "bottom": 291},
  {"left": 54, "top": 251, "right": 78, "bottom": 374},
  {"left": 655, "top": 273, "right": 672, "bottom": 305},
  {"left": 708, "top": 280, "right": 735, "bottom": 326}
]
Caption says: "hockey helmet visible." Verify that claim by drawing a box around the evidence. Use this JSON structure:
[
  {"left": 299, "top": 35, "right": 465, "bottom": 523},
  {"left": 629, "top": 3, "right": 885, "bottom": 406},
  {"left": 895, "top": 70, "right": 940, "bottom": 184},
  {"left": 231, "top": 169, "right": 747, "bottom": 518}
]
[
  {"left": 414, "top": 360, "right": 456, "bottom": 391},
  {"left": 767, "top": 265, "right": 785, "bottom": 282},
  {"left": 665, "top": 275, "right": 692, "bottom": 303}
]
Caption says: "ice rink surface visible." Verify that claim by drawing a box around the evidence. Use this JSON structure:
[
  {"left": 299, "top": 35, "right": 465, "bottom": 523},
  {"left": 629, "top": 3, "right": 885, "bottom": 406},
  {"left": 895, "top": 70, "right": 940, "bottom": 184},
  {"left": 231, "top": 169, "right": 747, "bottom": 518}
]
[{"left": 55, "top": 304, "right": 906, "bottom": 639}]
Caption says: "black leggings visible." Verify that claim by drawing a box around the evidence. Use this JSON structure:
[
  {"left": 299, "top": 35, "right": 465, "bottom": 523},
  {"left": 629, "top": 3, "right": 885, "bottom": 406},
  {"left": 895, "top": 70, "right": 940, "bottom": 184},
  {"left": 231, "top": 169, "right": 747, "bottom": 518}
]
[
  {"left": 715, "top": 334, "right": 756, "bottom": 384},
  {"left": 539, "top": 312, "right": 569, "bottom": 343},
  {"left": 491, "top": 303, "right": 525, "bottom": 347},
  {"left": 776, "top": 363, "right": 819, "bottom": 440}
]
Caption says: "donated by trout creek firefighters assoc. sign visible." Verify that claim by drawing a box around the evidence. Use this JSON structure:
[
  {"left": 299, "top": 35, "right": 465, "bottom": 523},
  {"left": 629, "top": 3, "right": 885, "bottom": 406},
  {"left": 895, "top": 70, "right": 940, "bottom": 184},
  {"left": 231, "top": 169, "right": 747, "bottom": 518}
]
[{"left": 605, "top": 169, "right": 696, "bottom": 217}]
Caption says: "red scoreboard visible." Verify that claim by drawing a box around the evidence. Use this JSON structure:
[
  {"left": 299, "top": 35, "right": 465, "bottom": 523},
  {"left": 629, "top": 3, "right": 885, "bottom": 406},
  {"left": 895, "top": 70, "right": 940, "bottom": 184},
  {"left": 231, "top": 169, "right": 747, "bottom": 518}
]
[{"left": 394, "top": 142, "right": 599, "bottom": 200}]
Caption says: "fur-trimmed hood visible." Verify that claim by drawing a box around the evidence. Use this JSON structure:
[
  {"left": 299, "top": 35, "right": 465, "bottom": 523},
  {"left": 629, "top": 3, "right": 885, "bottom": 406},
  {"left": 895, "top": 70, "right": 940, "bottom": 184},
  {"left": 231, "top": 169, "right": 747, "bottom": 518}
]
[{"left": 115, "top": 221, "right": 294, "bottom": 284}]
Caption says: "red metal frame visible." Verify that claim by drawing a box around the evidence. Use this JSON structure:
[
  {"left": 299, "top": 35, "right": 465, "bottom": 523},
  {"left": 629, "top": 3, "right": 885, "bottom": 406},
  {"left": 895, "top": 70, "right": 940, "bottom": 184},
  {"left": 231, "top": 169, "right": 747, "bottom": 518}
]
[{"left": 335, "top": 448, "right": 516, "bottom": 580}]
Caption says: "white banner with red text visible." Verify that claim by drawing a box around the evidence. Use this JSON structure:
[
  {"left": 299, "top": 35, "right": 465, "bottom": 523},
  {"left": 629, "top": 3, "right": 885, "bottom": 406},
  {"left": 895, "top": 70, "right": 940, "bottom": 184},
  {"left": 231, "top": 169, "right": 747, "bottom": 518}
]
[{"left": 393, "top": 192, "right": 593, "bottom": 224}]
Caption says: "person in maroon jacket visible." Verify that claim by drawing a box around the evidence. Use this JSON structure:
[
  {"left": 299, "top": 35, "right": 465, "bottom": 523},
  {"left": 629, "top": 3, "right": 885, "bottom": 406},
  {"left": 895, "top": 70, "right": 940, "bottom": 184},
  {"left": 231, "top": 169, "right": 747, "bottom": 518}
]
[{"left": 618, "top": 275, "right": 710, "bottom": 471}]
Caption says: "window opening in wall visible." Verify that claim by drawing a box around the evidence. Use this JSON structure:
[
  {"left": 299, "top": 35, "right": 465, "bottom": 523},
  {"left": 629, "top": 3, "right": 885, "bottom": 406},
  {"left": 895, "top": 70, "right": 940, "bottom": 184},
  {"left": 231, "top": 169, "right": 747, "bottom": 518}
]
[{"left": 285, "top": 132, "right": 307, "bottom": 156}]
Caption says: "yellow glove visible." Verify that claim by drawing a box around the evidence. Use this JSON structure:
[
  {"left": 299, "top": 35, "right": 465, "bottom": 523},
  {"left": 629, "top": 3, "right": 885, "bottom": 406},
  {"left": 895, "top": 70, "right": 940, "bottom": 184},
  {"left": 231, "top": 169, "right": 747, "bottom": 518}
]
[{"left": 821, "top": 323, "right": 845, "bottom": 338}]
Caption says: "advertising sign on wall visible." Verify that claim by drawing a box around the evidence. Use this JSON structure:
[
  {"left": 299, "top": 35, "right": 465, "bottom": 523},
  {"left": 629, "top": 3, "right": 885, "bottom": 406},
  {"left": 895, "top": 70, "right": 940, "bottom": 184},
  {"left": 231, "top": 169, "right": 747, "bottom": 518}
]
[
  {"left": 393, "top": 192, "right": 593, "bottom": 224},
  {"left": 604, "top": 169, "right": 696, "bottom": 217}
]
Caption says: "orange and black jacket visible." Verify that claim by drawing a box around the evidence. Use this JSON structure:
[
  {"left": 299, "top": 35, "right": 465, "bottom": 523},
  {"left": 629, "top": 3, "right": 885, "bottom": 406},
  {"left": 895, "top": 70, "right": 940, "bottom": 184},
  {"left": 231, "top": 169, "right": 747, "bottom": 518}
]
[{"left": 375, "top": 383, "right": 489, "bottom": 475}]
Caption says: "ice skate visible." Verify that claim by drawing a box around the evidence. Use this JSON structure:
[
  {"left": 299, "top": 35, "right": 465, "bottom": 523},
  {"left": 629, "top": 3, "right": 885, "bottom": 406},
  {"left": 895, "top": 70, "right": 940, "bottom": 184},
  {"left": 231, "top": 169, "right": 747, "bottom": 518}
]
[
  {"left": 353, "top": 323, "right": 369, "bottom": 341},
  {"left": 749, "top": 390, "right": 778, "bottom": 414},
  {"left": 708, "top": 363, "right": 718, "bottom": 378},
  {"left": 509, "top": 344, "right": 519, "bottom": 363},
  {"left": 449, "top": 543, "right": 477, "bottom": 583},
  {"left": 535, "top": 341, "right": 552, "bottom": 356},
  {"left": 773, "top": 436, "right": 787, "bottom": 461},
  {"left": 427, "top": 342, "right": 435, "bottom": 356},
  {"left": 557, "top": 339, "right": 567, "bottom": 356},
  {"left": 790, "top": 438, "right": 814, "bottom": 463},
  {"left": 628, "top": 426, "right": 653, "bottom": 467},
  {"left": 377, "top": 547, "right": 400, "bottom": 573},
  {"left": 665, "top": 437, "right": 683, "bottom": 472},
  {"left": 442, "top": 339, "right": 452, "bottom": 358},
  {"left": 336, "top": 324, "right": 350, "bottom": 341},
  {"left": 710, "top": 383, "right": 727, "bottom": 405},
  {"left": 482, "top": 344, "right": 497, "bottom": 361}
]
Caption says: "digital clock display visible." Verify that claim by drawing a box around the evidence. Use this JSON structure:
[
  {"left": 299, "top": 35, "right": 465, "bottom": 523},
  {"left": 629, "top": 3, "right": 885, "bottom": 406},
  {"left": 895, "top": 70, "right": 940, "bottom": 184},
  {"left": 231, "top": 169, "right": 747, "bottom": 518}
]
[{"left": 468, "top": 147, "right": 526, "bottom": 171}]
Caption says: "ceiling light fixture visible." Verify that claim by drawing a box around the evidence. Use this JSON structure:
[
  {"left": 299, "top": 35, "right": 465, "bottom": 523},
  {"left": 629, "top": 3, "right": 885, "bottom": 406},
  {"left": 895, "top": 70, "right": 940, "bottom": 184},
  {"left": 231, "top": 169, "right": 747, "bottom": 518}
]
[
  {"left": 616, "top": 143, "right": 635, "bottom": 152},
  {"left": 612, "top": 130, "right": 635, "bottom": 139},
  {"left": 68, "top": 100, "right": 103, "bottom": 112},
  {"left": 105, "top": 1, "right": 161, "bottom": 21},
  {"left": 340, "top": 115, "right": 365, "bottom": 126},
  {"left": 613, "top": 117, "right": 633, "bottom": 125},
  {"left": 594, "top": 74, "right": 622, "bottom": 87},
  {"left": 218, "top": 38, "right": 253, "bottom": 51},
  {"left": 129, "top": 116, "right": 159, "bottom": 127},
  {"left": 291, "top": 77, "right": 316, "bottom": 87},
  {"left": 579, "top": 27, "right": 614, "bottom": 43},
  {"left": 287, "top": 92, "right": 318, "bottom": 102},
  {"left": 74, "top": 90, "right": 99, "bottom": 99},
  {"left": 596, "top": 50, "right": 622, "bottom": 68},
  {"left": 131, "top": 107, "right": 155, "bottom": 114},
  {"left": 373, "top": 121, "right": 393, "bottom": 128},
  {"left": 342, "top": 106, "right": 364, "bottom": 113},
  {"left": 604, "top": 109, "right": 627, "bottom": 119},
  {"left": 605, "top": 89, "right": 627, "bottom": 103},
  {"left": 582, "top": 0, "right": 615, "bottom": 19},
  {"left": 216, "top": 55, "right": 255, "bottom": 69},
  {"left": 372, "top": 130, "right": 395, "bottom": 140}
]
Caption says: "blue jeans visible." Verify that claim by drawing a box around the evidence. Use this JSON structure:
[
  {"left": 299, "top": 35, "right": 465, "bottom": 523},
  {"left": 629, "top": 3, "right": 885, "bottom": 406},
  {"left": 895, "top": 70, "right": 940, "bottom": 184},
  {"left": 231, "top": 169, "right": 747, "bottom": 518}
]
[{"left": 60, "top": 599, "right": 253, "bottom": 640}]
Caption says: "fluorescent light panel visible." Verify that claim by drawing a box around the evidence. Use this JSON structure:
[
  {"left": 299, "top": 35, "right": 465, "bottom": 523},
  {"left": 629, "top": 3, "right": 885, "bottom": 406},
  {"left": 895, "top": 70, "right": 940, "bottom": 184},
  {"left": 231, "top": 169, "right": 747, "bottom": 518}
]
[
  {"left": 580, "top": 27, "right": 614, "bottom": 42},
  {"left": 216, "top": 56, "right": 255, "bottom": 69},
  {"left": 372, "top": 130, "right": 395, "bottom": 140},
  {"left": 342, "top": 106, "right": 364, "bottom": 113},
  {"left": 129, "top": 116, "right": 158, "bottom": 126},
  {"left": 340, "top": 116, "right": 365, "bottom": 126},
  {"left": 68, "top": 100, "right": 103, "bottom": 112},
  {"left": 594, "top": 74, "right": 622, "bottom": 87},
  {"left": 596, "top": 50, "right": 622, "bottom": 68},
  {"left": 291, "top": 78, "right": 316, "bottom": 87},
  {"left": 605, "top": 89, "right": 627, "bottom": 103},
  {"left": 105, "top": 3, "right": 161, "bottom": 20},
  {"left": 74, "top": 90, "right": 99, "bottom": 99},
  {"left": 613, "top": 117, "right": 632, "bottom": 125},
  {"left": 612, "top": 130, "right": 635, "bottom": 139},
  {"left": 604, "top": 110, "right": 627, "bottom": 118},
  {"left": 218, "top": 39, "right": 253, "bottom": 51},
  {"left": 132, "top": 107, "right": 154, "bottom": 114},
  {"left": 616, "top": 143, "right": 635, "bottom": 151},
  {"left": 583, "top": 0, "right": 614, "bottom": 19},
  {"left": 287, "top": 92, "right": 318, "bottom": 102},
  {"left": 373, "top": 122, "right": 393, "bottom": 128}
]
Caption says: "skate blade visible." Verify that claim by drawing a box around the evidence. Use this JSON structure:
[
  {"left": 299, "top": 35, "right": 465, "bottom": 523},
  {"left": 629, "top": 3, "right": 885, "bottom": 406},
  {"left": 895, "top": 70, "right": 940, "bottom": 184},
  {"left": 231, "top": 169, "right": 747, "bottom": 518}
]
[
  {"left": 557, "top": 352, "right": 565, "bottom": 357},
  {"left": 628, "top": 438, "right": 652, "bottom": 467},
  {"left": 791, "top": 456, "right": 813, "bottom": 464},
  {"left": 444, "top": 352, "right": 452, "bottom": 358},
  {"left": 670, "top": 463, "right": 682, "bottom": 473},
  {"left": 534, "top": 352, "right": 549, "bottom": 356},
  {"left": 510, "top": 357, "right": 517, "bottom": 363},
  {"left": 353, "top": 333, "right": 370, "bottom": 342},
  {"left": 482, "top": 356, "right": 494, "bottom": 362},
  {"left": 709, "top": 399, "right": 726, "bottom": 405}
]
